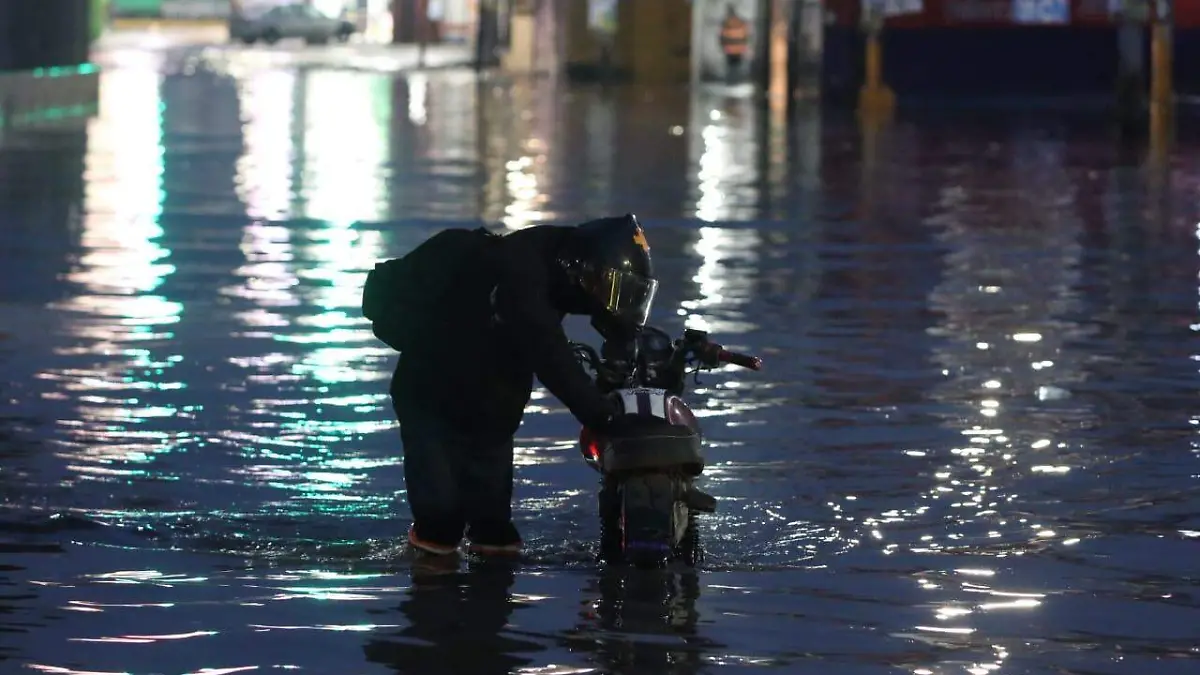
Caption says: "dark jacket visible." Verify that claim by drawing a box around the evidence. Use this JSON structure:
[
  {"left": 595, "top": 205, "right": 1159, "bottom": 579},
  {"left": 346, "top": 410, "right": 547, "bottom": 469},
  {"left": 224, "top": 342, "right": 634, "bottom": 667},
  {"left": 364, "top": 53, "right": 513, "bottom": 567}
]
[{"left": 390, "top": 225, "right": 614, "bottom": 437}]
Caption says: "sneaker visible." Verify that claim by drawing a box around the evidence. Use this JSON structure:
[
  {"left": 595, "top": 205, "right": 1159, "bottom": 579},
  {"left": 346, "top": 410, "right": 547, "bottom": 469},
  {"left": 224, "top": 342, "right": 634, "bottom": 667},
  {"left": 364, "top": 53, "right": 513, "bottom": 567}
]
[
  {"left": 465, "top": 520, "right": 522, "bottom": 556},
  {"left": 407, "top": 526, "right": 459, "bottom": 556}
]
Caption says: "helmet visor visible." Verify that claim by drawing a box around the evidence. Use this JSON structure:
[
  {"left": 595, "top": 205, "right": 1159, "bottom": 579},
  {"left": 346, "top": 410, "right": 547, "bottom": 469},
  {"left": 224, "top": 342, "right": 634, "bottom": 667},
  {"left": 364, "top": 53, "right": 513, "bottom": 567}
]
[{"left": 585, "top": 267, "right": 658, "bottom": 328}]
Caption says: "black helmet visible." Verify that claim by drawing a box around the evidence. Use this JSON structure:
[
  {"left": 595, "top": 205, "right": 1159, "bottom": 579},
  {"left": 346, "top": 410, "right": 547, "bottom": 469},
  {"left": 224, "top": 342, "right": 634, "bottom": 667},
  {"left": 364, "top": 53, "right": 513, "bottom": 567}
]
[{"left": 559, "top": 213, "right": 658, "bottom": 331}]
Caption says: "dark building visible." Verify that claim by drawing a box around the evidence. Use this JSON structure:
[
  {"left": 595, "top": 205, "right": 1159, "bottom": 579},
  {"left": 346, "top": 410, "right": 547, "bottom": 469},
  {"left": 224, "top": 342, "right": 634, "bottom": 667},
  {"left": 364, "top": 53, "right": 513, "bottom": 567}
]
[
  {"left": 821, "top": 0, "right": 1199, "bottom": 105},
  {"left": 0, "top": 0, "right": 93, "bottom": 72}
]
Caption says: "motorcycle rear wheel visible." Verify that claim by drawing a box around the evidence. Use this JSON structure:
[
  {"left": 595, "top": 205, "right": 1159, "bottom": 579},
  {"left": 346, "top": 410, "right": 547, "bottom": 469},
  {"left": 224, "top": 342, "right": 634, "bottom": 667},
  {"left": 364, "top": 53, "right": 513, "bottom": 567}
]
[{"left": 619, "top": 473, "right": 678, "bottom": 569}]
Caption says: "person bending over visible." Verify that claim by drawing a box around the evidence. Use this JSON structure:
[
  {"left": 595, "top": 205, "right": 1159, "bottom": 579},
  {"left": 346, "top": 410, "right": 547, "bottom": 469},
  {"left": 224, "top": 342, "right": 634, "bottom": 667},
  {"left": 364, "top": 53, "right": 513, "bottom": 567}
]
[{"left": 362, "top": 214, "right": 658, "bottom": 556}]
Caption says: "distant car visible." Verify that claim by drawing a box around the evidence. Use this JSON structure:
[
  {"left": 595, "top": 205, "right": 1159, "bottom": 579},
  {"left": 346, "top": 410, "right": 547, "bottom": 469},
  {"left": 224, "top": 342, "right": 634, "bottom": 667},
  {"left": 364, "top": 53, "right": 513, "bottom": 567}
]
[{"left": 230, "top": 4, "right": 356, "bottom": 46}]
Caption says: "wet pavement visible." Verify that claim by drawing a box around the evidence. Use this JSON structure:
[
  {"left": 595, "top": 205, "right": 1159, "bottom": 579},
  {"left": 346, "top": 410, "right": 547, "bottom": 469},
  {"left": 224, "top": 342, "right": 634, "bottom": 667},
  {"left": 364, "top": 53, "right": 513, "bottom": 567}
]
[{"left": 1, "top": 37, "right": 1200, "bottom": 675}]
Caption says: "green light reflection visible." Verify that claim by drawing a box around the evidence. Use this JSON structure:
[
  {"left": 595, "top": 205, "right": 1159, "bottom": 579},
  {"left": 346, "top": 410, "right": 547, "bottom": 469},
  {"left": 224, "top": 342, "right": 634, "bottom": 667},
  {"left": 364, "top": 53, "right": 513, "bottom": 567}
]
[
  {"left": 48, "top": 56, "right": 187, "bottom": 480},
  {"left": 289, "top": 69, "right": 392, "bottom": 387},
  {"left": 225, "top": 68, "right": 399, "bottom": 514}
]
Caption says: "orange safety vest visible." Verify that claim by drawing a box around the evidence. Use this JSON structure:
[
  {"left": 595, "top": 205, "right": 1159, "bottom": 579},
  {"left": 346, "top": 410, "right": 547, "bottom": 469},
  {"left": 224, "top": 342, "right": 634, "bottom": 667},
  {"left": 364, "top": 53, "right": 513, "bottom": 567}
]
[{"left": 720, "top": 16, "right": 749, "bottom": 56}]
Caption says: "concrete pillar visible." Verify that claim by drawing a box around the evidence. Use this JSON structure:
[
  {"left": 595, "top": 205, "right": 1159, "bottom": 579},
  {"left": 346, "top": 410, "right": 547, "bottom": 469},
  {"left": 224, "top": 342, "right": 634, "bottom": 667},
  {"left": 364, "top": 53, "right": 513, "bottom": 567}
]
[
  {"left": 392, "top": 0, "right": 425, "bottom": 43},
  {"left": 502, "top": 0, "right": 536, "bottom": 72},
  {"left": 767, "top": 0, "right": 789, "bottom": 106},
  {"left": 857, "top": 1, "right": 895, "bottom": 118},
  {"left": 1149, "top": 0, "right": 1173, "bottom": 114},
  {"left": 532, "top": 0, "right": 562, "bottom": 74},
  {"left": 500, "top": 0, "right": 561, "bottom": 75},
  {"left": 615, "top": 0, "right": 691, "bottom": 84},
  {"left": 564, "top": 0, "right": 690, "bottom": 84},
  {"left": 1148, "top": 0, "right": 1174, "bottom": 161},
  {"left": 561, "top": 0, "right": 609, "bottom": 79},
  {"left": 475, "top": 0, "right": 502, "bottom": 68},
  {"left": 1114, "top": 0, "right": 1148, "bottom": 130}
]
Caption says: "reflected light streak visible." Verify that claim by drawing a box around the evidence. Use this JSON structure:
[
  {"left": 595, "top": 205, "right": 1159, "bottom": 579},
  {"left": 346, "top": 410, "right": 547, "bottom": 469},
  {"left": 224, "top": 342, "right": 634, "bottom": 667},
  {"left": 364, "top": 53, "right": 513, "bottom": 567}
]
[
  {"left": 27, "top": 666, "right": 140, "bottom": 675},
  {"left": 71, "top": 630, "right": 216, "bottom": 644},
  {"left": 695, "top": 118, "right": 734, "bottom": 222},
  {"left": 301, "top": 70, "right": 390, "bottom": 224},
  {"left": 503, "top": 153, "right": 544, "bottom": 229},
  {"left": 408, "top": 72, "right": 428, "bottom": 126},
  {"left": 286, "top": 71, "right": 392, "bottom": 383},
  {"left": 225, "top": 222, "right": 300, "bottom": 333},
  {"left": 286, "top": 229, "right": 388, "bottom": 386},
  {"left": 689, "top": 97, "right": 758, "bottom": 223},
  {"left": 235, "top": 69, "right": 295, "bottom": 220},
  {"left": 44, "top": 59, "right": 187, "bottom": 474},
  {"left": 897, "top": 132, "right": 1087, "bottom": 673},
  {"left": 1194, "top": 222, "right": 1199, "bottom": 457},
  {"left": 679, "top": 227, "right": 760, "bottom": 334},
  {"left": 73, "top": 66, "right": 172, "bottom": 324}
]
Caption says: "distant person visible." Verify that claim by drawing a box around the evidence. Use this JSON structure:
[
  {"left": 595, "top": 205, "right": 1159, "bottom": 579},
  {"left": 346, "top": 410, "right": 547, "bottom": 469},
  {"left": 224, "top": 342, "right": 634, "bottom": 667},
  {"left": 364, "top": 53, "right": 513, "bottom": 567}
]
[
  {"left": 361, "top": 215, "right": 658, "bottom": 559},
  {"left": 719, "top": 5, "right": 750, "bottom": 82}
]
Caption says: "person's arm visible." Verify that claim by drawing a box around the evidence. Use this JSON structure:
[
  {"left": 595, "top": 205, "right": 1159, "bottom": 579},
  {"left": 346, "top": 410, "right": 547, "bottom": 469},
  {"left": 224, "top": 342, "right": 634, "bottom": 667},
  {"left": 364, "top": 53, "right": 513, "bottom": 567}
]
[{"left": 493, "top": 255, "right": 615, "bottom": 429}]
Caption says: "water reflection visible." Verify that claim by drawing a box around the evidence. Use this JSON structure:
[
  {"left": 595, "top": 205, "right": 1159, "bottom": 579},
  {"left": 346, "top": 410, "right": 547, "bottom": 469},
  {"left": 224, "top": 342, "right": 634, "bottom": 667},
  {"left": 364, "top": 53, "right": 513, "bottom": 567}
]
[
  {"left": 476, "top": 79, "right": 553, "bottom": 230},
  {"left": 688, "top": 89, "right": 759, "bottom": 222},
  {"left": 3, "top": 53, "right": 1200, "bottom": 675},
  {"left": 680, "top": 227, "right": 760, "bottom": 335},
  {"left": 392, "top": 71, "right": 479, "bottom": 222},
  {"left": 900, "top": 124, "right": 1092, "bottom": 672},
  {"left": 301, "top": 70, "right": 391, "bottom": 225},
  {"left": 0, "top": 561, "right": 34, "bottom": 663},
  {"left": 363, "top": 563, "right": 543, "bottom": 675},
  {"left": 568, "top": 569, "right": 715, "bottom": 675},
  {"left": 235, "top": 69, "right": 296, "bottom": 220},
  {"left": 221, "top": 66, "right": 396, "bottom": 523},
  {"left": 44, "top": 55, "right": 192, "bottom": 482},
  {"left": 679, "top": 89, "right": 762, "bottom": 335},
  {"left": 290, "top": 221, "right": 388, "bottom": 386}
]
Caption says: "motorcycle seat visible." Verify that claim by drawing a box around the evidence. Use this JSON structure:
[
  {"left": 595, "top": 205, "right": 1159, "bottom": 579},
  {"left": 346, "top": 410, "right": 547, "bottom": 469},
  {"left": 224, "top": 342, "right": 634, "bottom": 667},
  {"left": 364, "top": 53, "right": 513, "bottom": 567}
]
[{"left": 602, "top": 415, "right": 705, "bottom": 476}]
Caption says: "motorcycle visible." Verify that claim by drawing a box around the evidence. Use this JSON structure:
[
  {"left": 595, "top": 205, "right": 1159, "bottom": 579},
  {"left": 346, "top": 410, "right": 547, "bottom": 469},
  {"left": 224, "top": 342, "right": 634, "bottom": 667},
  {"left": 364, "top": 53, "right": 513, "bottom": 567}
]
[{"left": 571, "top": 326, "right": 763, "bottom": 568}]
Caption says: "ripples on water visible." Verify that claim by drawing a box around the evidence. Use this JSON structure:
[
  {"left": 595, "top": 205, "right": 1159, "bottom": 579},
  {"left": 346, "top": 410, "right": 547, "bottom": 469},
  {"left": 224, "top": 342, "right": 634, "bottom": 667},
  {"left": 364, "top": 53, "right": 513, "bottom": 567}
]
[{"left": 0, "top": 43, "right": 1199, "bottom": 675}]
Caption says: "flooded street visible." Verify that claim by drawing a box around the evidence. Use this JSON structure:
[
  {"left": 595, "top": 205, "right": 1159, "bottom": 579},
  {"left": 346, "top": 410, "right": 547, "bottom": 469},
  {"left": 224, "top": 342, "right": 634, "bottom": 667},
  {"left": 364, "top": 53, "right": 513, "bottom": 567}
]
[{"left": 1, "top": 40, "right": 1199, "bottom": 675}]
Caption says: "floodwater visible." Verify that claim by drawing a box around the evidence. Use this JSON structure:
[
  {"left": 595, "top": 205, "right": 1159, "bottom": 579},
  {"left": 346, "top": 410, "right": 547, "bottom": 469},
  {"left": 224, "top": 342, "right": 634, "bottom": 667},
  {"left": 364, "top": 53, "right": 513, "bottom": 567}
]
[{"left": 2, "top": 41, "right": 1199, "bottom": 675}]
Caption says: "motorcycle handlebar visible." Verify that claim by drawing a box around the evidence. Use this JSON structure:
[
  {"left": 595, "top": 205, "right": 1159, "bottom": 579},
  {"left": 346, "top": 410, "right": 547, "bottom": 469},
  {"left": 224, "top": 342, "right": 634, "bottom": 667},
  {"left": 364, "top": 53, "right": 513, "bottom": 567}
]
[
  {"left": 716, "top": 348, "right": 763, "bottom": 371},
  {"left": 572, "top": 329, "right": 764, "bottom": 380}
]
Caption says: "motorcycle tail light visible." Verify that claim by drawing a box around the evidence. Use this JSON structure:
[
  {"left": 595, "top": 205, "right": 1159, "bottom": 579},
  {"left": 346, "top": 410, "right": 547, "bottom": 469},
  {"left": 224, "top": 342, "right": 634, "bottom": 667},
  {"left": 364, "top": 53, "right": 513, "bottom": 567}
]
[{"left": 579, "top": 427, "right": 602, "bottom": 461}]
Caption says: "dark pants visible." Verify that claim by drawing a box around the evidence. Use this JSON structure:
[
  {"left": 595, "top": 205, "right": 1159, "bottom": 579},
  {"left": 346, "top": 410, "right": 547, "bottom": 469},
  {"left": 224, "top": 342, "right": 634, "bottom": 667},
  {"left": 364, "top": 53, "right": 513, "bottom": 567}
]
[
  {"left": 397, "top": 409, "right": 520, "bottom": 548},
  {"left": 724, "top": 53, "right": 744, "bottom": 83}
]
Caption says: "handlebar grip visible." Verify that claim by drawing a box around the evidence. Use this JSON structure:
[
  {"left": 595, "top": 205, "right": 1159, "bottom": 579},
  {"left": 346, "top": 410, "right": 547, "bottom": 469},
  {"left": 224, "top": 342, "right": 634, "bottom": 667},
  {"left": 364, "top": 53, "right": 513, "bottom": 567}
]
[{"left": 717, "top": 349, "right": 762, "bottom": 371}]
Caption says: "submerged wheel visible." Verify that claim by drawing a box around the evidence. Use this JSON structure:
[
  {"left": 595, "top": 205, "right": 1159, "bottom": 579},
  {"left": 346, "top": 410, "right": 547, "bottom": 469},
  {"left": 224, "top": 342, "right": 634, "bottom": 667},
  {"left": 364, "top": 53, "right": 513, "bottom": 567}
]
[
  {"left": 598, "top": 478, "right": 623, "bottom": 564},
  {"left": 620, "top": 473, "right": 677, "bottom": 569}
]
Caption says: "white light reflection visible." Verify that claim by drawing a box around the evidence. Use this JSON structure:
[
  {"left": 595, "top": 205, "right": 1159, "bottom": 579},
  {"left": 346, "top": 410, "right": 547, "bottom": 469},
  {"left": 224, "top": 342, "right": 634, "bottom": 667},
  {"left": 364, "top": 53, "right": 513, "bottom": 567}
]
[
  {"left": 280, "top": 70, "right": 394, "bottom": 385},
  {"left": 301, "top": 70, "right": 390, "bottom": 224},
  {"left": 488, "top": 82, "right": 551, "bottom": 230},
  {"left": 407, "top": 71, "right": 428, "bottom": 126},
  {"left": 1194, "top": 221, "right": 1200, "bottom": 458},
  {"left": 679, "top": 227, "right": 760, "bottom": 335},
  {"left": 688, "top": 90, "right": 759, "bottom": 222},
  {"left": 882, "top": 129, "right": 1091, "bottom": 670},
  {"left": 695, "top": 120, "right": 734, "bottom": 221},
  {"left": 224, "top": 222, "right": 300, "bottom": 334},
  {"left": 44, "top": 55, "right": 188, "bottom": 476},
  {"left": 234, "top": 69, "right": 295, "bottom": 220},
  {"left": 503, "top": 152, "right": 543, "bottom": 229},
  {"left": 228, "top": 69, "right": 300, "bottom": 336},
  {"left": 290, "top": 222, "right": 388, "bottom": 385}
]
